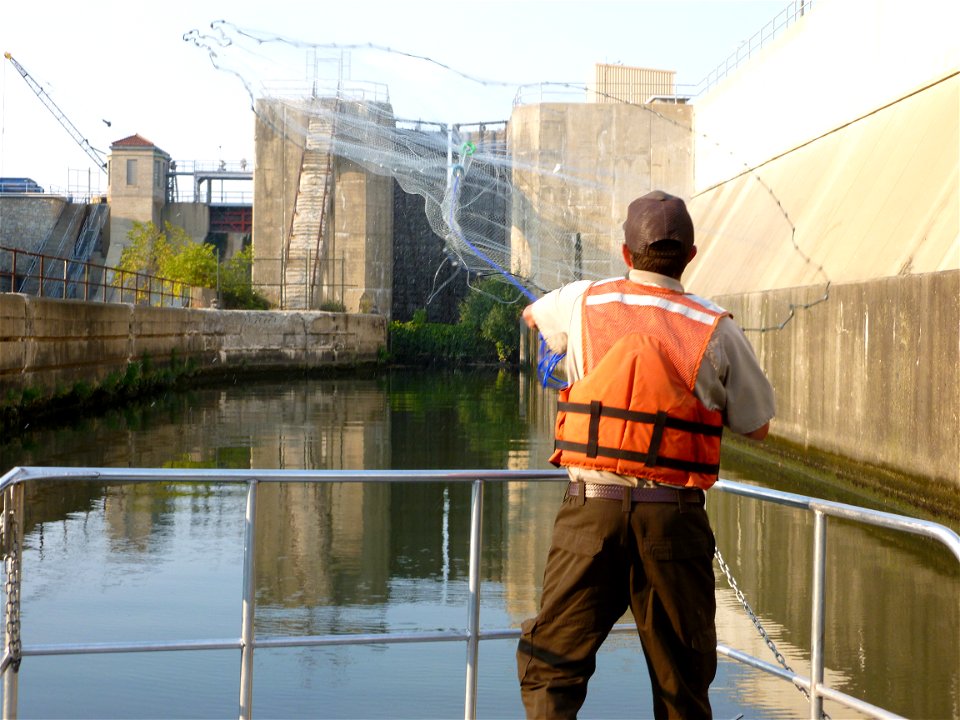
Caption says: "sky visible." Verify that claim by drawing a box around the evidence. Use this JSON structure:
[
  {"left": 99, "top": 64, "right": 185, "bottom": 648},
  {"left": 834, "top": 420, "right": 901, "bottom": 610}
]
[{"left": 1, "top": 0, "right": 788, "bottom": 194}]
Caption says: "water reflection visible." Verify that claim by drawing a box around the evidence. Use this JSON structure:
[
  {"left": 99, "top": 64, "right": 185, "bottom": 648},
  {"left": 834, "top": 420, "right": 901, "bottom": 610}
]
[{"left": 0, "top": 370, "right": 956, "bottom": 719}]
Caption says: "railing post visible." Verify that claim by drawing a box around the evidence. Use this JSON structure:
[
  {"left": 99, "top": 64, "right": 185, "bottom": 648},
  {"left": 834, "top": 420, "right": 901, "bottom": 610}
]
[
  {"left": 2, "top": 483, "right": 25, "bottom": 720},
  {"left": 464, "top": 479, "right": 484, "bottom": 720},
  {"left": 809, "top": 510, "right": 827, "bottom": 720},
  {"left": 238, "top": 480, "right": 259, "bottom": 720}
]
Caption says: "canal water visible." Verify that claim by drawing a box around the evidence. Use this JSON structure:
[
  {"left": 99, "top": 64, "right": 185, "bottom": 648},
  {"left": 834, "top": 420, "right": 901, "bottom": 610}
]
[{"left": 0, "top": 369, "right": 956, "bottom": 719}]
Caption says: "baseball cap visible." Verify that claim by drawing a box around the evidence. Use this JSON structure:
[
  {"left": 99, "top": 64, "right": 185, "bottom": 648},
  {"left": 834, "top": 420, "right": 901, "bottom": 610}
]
[{"left": 622, "top": 190, "right": 694, "bottom": 256}]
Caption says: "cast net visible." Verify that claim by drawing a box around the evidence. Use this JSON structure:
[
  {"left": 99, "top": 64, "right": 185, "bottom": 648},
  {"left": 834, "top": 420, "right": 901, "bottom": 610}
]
[
  {"left": 182, "top": 21, "right": 830, "bottom": 386},
  {"left": 182, "top": 21, "right": 657, "bottom": 302}
]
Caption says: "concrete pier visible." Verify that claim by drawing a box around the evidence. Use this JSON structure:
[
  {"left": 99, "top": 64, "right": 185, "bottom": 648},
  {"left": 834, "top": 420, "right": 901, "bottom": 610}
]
[{"left": 0, "top": 293, "right": 386, "bottom": 400}]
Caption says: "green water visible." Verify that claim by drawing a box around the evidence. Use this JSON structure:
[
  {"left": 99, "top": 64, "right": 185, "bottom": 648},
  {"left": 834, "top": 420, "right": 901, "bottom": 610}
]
[{"left": 0, "top": 369, "right": 956, "bottom": 719}]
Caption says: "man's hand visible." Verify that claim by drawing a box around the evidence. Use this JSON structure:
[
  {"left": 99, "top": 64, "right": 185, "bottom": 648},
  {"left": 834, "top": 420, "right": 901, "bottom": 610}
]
[{"left": 522, "top": 304, "right": 538, "bottom": 330}]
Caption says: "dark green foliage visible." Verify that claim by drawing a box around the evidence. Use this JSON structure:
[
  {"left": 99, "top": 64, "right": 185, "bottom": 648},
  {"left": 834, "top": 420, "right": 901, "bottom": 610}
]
[
  {"left": 219, "top": 246, "right": 271, "bottom": 310},
  {"left": 389, "top": 310, "right": 492, "bottom": 365},
  {"left": 0, "top": 351, "right": 201, "bottom": 437},
  {"left": 457, "top": 278, "right": 526, "bottom": 363},
  {"left": 388, "top": 279, "right": 525, "bottom": 366}
]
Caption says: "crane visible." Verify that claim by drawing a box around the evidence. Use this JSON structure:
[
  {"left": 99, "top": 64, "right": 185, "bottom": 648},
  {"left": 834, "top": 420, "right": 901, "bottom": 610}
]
[{"left": 4, "top": 52, "right": 107, "bottom": 173}]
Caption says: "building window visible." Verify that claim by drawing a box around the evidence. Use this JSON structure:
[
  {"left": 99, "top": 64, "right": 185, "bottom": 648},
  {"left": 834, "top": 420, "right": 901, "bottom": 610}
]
[
  {"left": 154, "top": 159, "right": 162, "bottom": 187},
  {"left": 126, "top": 159, "right": 137, "bottom": 186}
]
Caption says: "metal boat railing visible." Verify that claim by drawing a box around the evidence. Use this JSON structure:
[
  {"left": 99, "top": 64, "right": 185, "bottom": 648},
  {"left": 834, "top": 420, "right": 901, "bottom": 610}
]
[{"left": 0, "top": 467, "right": 957, "bottom": 720}]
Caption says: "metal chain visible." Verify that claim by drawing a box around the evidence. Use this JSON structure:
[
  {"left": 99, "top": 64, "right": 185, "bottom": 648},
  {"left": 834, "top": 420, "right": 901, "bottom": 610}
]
[
  {"left": 3, "top": 500, "right": 23, "bottom": 673},
  {"left": 714, "top": 547, "right": 830, "bottom": 720}
]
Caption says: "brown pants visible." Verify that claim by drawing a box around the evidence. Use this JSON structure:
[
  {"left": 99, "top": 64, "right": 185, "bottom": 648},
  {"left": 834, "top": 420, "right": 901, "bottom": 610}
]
[{"left": 517, "top": 492, "right": 717, "bottom": 719}]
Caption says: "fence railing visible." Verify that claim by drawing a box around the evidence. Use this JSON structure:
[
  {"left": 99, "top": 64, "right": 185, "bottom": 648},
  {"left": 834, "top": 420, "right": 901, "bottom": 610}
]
[
  {"left": 1, "top": 466, "right": 956, "bottom": 720},
  {"left": 513, "top": 1, "right": 816, "bottom": 108},
  {"left": 253, "top": 254, "right": 347, "bottom": 310},
  {"left": 694, "top": 0, "right": 815, "bottom": 95},
  {"left": 0, "top": 245, "right": 197, "bottom": 307}
]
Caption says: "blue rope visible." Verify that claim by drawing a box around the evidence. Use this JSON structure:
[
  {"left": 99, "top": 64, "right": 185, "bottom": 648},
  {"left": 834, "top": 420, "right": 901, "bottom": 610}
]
[{"left": 447, "top": 166, "right": 566, "bottom": 389}]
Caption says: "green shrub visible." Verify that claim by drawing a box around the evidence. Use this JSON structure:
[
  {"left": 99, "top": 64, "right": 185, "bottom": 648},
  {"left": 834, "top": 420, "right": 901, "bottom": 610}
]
[
  {"left": 114, "top": 221, "right": 217, "bottom": 303},
  {"left": 457, "top": 278, "right": 526, "bottom": 363},
  {"left": 389, "top": 279, "right": 526, "bottom": 366},
  {"left": 389, "top": 316, "right": 489, "bottom": 365},
  {"left": 220, "top": 246, "right": 271, "bottom": 309}
]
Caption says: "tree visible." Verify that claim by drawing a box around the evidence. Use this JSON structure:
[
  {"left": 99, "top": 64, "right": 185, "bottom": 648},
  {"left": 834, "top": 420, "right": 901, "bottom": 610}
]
[
  {"left": 220, "top": 245, "right": 270, "bottom": 309},
  {"left": 114, "top": 221, "right": 216, "bottom": 304},
  {"left": 458, "top": 277, "right": 526, "bottom": 363}
]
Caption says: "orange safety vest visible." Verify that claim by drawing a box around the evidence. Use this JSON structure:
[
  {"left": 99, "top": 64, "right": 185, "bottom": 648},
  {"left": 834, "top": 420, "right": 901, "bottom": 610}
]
[{"left": 550, "top": 278, "right": 730, "bottom": 490}]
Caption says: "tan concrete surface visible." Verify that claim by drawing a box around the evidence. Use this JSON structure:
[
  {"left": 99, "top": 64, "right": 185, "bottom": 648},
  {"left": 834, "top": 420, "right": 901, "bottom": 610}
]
[
  {"left": 685, "top": 72, "right": 959, "bottom": 297},
  {"left": 252, "top": 99, "right": 394, "bottom": 313},
  {"left": 716, "top": 270, "right": 958, "bottom": 486},
  {"left": 0, "top": 294, "right": 387, "bottom": 401},
  {"left": 694, "top": 0, "right": 960, "bottom": 190},
  {"left": 509, "top": 101, "right": 693, "bottom": 289}
]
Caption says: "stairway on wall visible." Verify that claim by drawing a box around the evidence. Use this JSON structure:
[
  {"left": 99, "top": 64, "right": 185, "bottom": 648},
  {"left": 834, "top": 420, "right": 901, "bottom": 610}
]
[
  {"left": 66, "top": 204, "right": 109, "bottom": 299},
  {"left": 284, "top": 113, "right": 334, "bottom": 309},
  {"left": 18, "top": 203, "right": 86, "bottom": 295}
]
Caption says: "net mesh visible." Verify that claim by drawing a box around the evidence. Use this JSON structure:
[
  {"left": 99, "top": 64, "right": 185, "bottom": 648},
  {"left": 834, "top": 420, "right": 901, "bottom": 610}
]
[
  {"left": 181, "top": 21, "right": 834, "bottom": 388},
  {"left": 183, "top": 21, "right": 633, "bottom": 302}
]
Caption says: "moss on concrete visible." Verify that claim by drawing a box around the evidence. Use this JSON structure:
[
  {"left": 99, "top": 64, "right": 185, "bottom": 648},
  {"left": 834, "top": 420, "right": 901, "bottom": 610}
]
[{"left": 723, "top": 433, "right": 960, "bottom": 528}]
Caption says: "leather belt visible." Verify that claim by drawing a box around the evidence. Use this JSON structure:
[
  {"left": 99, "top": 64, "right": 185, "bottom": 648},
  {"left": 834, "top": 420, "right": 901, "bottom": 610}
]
[{"left": 567, "top": 481, "right": 704, "bottom": 505}]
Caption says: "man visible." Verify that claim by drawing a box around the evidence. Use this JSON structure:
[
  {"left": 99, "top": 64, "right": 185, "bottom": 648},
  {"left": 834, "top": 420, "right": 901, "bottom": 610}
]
[{"left": 517, "top": 190, "right": 775, "bottom": 719}]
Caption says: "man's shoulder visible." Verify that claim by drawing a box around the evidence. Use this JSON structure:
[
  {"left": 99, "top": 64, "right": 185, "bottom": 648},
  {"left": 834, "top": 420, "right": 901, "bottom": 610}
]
[{"left": 549, "top": 279, "right": 594, "bottom": 302}]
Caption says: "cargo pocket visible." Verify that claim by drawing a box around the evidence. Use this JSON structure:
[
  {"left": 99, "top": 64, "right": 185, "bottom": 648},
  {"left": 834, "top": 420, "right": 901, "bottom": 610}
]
[
  {"left": 551, "top": 524, "right": 604, "bottom": 558},
  {"left": 641, "top": 533, "right": 717, "bottom": 654}
]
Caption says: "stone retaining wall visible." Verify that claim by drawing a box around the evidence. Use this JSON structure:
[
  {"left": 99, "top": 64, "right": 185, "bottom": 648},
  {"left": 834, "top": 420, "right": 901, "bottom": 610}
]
[{"left": 0, "top": 294, "right": 387, "bottom": 400}]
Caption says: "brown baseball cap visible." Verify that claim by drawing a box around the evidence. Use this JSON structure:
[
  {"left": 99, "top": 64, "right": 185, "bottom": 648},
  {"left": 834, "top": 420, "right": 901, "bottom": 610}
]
[{"left": 622, "top": 190, "right": 694, "bottom": 256}]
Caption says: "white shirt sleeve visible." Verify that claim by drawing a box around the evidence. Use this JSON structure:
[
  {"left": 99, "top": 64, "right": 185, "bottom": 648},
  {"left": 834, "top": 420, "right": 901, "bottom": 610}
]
[{"left": 529, "top": 280, "right": 592, "bottom": 356}]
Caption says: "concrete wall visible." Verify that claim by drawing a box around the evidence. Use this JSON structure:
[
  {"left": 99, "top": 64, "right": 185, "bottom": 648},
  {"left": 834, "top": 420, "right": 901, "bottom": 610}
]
[
  {"left": 252, "top": 98, "right": 395, "bottom": 314},
  {"left": 717, "top": 271, "right": 959, "bottom": 487},
  {"left": 676, "top": 0, "right": 959, "bottom": 490},
  {"left": 0, "top": 293, "right": 387, "bottom": 401},
  {"left": 508, "top": 101, "right": 692, "bottom": 289},
  {"left": 252, "top": 99, "right": 313, "bottom": 307},
  {"left": 335, "top": 158, "right": 394, "bottom": 315},
  {"left": 163, "top": 202, "right": 211, "bottom": 245},
  {"left": 686, "top": 72, "right": 959, "bottom": 297},
  {"left": 693, "top": 0, "right": 960, "bottom": 191}
]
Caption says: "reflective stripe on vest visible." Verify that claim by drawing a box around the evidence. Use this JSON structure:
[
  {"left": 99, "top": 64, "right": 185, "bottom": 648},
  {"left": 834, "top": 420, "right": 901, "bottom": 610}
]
[{"left": 581, "top": 279, "right": 727, "bottom": 389}]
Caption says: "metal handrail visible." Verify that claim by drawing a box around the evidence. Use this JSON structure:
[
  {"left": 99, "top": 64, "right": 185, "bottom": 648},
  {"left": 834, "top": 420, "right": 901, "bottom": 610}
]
[
  {"left": 1, "top": 467, "right": 957, "bottom": 720},
  {"left": 694, "top": 0, "right": 815, "bottom": 96},
  {"left": 0, "top": 245, "right": 196, "bottom": 307}
]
